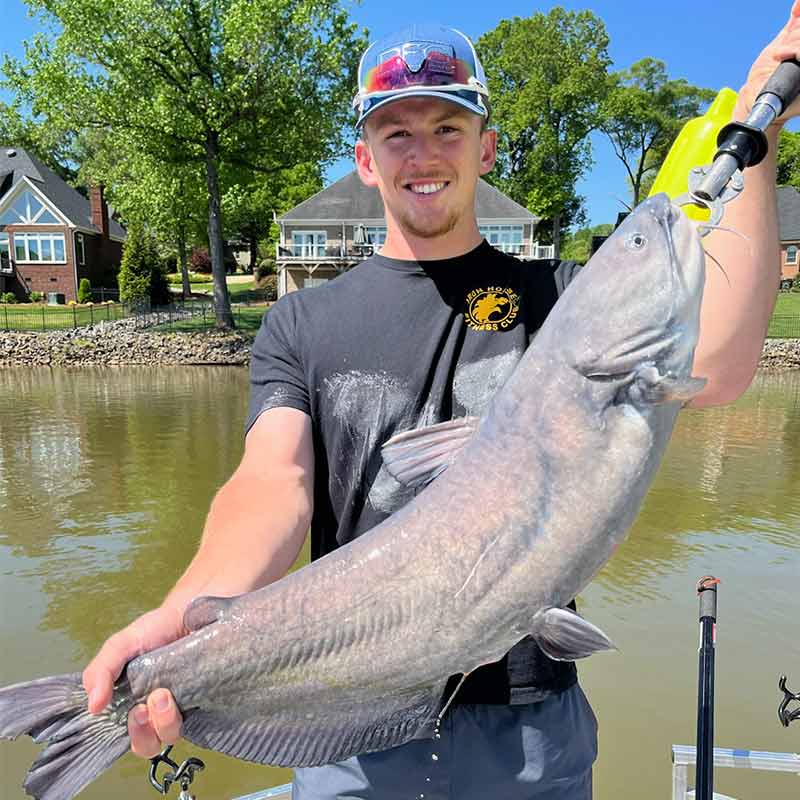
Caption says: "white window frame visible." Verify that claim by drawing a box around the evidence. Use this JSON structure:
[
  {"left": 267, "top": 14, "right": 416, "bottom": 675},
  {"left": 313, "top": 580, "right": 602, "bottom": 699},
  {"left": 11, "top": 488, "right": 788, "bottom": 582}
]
[
  {"left": 364, "top": 226, "right": 387, "bottom": 247},
  {"left": 11, "top": 232, "right": 68, "bottom": 264},
  {"left": 0, "top": 233, "right": 10, "bottom": 272},
  {"left": 479, "top": 224, "right": 525, "bottom": 254},
  {"left": 0, "top": 188, "right": 61, "bottom": 226},
  {"left": 291, "top": 230, "right": 327, "bottom": 258},
  {"left": 75, "top": 232, "right": 86, "bottom": 266},
  {"left": 787, "top": 245, "right": 798, "bottom": 265}
]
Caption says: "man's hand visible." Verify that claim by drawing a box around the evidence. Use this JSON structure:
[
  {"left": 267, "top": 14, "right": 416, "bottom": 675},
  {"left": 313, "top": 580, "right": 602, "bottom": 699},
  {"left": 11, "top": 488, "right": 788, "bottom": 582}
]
[
  {"left": 82, "top": 605, "right": 187, "bottom": 757},
  {"left": 738, "top": 1, "right": 800, "bottom": 126}
]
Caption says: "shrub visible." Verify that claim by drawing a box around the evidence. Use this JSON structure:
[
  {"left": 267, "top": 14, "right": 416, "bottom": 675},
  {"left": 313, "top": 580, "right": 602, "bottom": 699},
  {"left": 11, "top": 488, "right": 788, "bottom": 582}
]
[
  {"left": 162, "top": 254, "right": 178, "bottom": 274},
  {"left": 29, "top": 291, "right": 42, "bottom": 303},
  {"left": 119, "top": 225, "right": 153, "bottom": 303},
  {"left": 77, "top": 278, "right": 92, "bottom": 304},
  {"left": 190, "top": 247, "right": 212, "bottom": 274},
  {"left": 1, "top": 292, "right": 16, "bottom": 304},
  {"left": 256, "top": 259, "right": 276, "bottom": 281},
  {"left": 793, "top": 273, "right": 800, "bottom": 292},
  {"left": 259, "top": 274, "right": 278, "bottom": 301},
  {"left": 150, "top": 264, "right": 172, "bottom": 307}
]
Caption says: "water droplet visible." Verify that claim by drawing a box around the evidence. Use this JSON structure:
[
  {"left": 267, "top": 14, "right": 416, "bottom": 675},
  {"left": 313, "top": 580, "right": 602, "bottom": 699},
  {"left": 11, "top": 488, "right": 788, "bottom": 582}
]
[
  {"left": 425, "top": 777, "right": 432, "bottom": 783},
  {"left": 431, "top": 753, "right": 439, "bottom": 761},
  {"left": 434, "top": 732, "right": 441, "bottom": 739}
]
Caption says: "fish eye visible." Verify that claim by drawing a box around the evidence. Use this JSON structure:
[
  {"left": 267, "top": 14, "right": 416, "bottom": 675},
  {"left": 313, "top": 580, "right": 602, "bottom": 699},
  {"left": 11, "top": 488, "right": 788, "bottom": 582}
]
[{"left": 625, "top": 233, "right": 647, "bottom": 251}]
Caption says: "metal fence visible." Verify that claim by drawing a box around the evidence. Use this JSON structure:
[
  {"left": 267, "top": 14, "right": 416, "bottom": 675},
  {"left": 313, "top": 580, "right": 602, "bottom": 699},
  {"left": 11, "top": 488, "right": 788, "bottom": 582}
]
[
  {"left": 766, "top": 315, "right": 800, "bottom": 339},
  {"left": 0, "top": 301, "right": 134, "bottom": 332}
]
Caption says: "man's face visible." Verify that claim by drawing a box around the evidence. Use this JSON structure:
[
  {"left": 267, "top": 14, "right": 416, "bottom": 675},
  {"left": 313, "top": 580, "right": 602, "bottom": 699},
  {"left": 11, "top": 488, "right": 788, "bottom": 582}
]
[{"left": 355, "top": 97, "right": 496, "bottom": 242}]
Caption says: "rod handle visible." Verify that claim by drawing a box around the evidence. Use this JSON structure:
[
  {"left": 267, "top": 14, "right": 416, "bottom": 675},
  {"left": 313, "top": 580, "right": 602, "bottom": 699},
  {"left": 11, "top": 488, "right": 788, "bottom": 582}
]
[
  {"left": 758, "top": 59, "right": 800, "bottom": 114},
  {"left": 697, "top": 576, "right": 720, "bottom": 621}
]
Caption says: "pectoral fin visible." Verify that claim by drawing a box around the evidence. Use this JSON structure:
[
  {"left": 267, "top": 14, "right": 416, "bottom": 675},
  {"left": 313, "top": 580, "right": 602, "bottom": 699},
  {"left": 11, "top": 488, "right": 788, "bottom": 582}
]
[
  {"left": 381, "top": 417, "right": 480, "bottom": 489},
  {"left": 532, "top": 607, "right": 617, "bottom": 661},
  {"left": 183, "top": 595, "right": 235, "bottom": 632},
  {"left": 632, "top": 366, "right": 706, "bottom": 405}
]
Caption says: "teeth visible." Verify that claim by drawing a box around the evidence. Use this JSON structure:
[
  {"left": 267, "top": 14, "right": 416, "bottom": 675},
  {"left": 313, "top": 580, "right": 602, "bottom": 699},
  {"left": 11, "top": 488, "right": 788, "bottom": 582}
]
[{"left": 409, "top": 182, "right": 446, "bottom": 194}]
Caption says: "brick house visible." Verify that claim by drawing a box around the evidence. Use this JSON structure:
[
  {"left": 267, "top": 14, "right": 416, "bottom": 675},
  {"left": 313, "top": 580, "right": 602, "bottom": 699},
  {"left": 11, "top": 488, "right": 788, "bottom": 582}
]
[
  {"left": 274, "top": 170, "right": 552, "bottom": 297},
  {"left": 0, "top": 147, "right": 126, "bottom": 302},
  {"left": 778, "top": 186, "right": 800, "bottom": 286}
]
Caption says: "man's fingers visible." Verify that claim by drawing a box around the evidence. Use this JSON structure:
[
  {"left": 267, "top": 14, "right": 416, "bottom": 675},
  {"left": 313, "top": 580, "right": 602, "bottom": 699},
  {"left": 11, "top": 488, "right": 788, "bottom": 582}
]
[
  {"left": 147, "top": 689, "right": 183, "bottom": 747},
  {"left": 128, "top": 704, "right": 163, "bottom": 759},
  {"left": 83, "top": 631, "right": 141, "bottom": 713}
]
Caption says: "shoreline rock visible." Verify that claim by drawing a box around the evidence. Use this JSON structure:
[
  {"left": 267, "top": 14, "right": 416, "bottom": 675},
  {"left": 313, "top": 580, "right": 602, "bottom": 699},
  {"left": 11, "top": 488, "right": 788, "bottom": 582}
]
[
  {"left": 2, "top": 320, "right": 800, "bottom": 369},
  {"left": 0, "top": 316, "right": 251, "bottom": 366}
]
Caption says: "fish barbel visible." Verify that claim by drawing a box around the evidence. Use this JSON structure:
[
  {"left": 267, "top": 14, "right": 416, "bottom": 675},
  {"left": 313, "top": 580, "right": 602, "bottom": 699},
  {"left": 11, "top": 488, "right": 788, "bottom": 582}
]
[{"left": 0, "top": 193, "right": 707, "bottom": 800}]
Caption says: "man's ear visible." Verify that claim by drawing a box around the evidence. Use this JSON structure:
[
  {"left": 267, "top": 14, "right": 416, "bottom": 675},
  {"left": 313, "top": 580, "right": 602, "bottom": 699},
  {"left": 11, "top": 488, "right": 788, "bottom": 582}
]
[
  {"left": 355, "top": 138, "right": 379, "bottom": 187},
  {"left": 479, "top": 128, "right": 497, "bottom": 176}
]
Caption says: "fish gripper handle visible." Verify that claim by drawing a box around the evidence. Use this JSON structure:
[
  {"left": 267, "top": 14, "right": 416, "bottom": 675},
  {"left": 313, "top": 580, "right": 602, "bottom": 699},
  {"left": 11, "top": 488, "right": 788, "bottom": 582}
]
[
  {"left": 778, "top": 675, "right": 800, "bottom": 728},
  {"left": 149, "top": 745, "right": 205, "bottom": 796}
]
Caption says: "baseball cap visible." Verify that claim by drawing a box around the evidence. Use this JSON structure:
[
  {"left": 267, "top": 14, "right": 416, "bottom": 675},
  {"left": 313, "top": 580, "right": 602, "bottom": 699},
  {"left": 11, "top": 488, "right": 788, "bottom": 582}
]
[{"left": 353, "top": 24, "right": 490, "bottom": 130}]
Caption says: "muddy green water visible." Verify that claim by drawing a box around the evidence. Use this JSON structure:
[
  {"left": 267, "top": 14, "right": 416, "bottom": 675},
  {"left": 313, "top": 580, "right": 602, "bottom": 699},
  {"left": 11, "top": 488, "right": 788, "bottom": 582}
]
[{"left": 0, "top": 367, "right": 798, "bottom": 800}]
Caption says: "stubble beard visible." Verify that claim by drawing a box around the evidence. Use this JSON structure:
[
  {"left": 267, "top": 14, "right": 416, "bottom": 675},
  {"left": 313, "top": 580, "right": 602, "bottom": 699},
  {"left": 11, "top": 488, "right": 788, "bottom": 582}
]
[{"left": 395, "top": 204, "right": 462, "bottom": 241}]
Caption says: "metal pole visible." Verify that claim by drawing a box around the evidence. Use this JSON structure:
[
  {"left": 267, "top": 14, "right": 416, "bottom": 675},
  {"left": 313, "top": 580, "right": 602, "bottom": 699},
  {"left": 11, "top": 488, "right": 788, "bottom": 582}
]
[
  {"left": 42, "top": 303, "right": 46, "bottom": 331},
  {"left": 695, "top": 576, "right": 719, "bottom": 800}
]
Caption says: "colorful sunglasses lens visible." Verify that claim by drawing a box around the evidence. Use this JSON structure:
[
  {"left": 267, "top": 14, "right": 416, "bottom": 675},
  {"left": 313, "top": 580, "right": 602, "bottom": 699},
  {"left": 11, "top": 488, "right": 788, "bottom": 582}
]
[{"left": 362, "top": 52, "right": 475, "bottom": 94}]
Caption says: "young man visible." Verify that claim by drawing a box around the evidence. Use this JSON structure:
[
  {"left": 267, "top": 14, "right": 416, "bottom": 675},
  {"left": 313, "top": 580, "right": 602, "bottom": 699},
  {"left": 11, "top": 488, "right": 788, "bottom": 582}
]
[{"left": 83, "top": 12, "right": 800, "bottom": 799}]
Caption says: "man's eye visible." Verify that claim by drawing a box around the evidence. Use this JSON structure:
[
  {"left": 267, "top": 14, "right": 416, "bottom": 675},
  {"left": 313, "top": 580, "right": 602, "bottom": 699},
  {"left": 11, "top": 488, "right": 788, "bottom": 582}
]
[{"left": 387, "top": 130, "right": 409, "bottom": 139}]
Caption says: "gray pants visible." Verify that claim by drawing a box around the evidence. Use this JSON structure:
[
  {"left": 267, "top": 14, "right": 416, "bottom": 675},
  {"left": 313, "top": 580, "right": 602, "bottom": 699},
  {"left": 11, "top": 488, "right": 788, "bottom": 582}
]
[{"left": 292, "top": 684, "right": 597, "bottom": 799}]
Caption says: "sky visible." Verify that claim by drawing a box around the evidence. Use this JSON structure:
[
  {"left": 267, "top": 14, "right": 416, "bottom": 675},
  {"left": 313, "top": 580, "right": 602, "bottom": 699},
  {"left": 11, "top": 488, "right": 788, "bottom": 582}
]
[{"left": 0, "top": 0, "right": 796, "bottom": 227}]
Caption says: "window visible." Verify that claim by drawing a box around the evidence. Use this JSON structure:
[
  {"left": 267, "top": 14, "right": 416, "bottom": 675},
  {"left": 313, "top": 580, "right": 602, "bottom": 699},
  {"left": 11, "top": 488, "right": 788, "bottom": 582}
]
[
  {"left": 787, "top": 246, "right": 798, "bottom": 265},
  {"left": 0, "top": 189, "right": 60, "bottom": 225},
  {"left": 11, "top": 232, "right": 68, "bottom": 263},
  {"left": 364, "top": 227, "right": 387, "bottom": 247},
  {"left": 0, "top": 233, "right": 10, "bottom": 273},
  {"left": 303, "top": 277, "right": 329, "bottom": 288},
  {"left": 75, "top": 233, "right": 86, "bottom": 266},
  {"left": 291, "top": 231, "right": 327, "bottom": 258},
  {"left": 479, "top": 224, "right": 525, "bottom": 254}
]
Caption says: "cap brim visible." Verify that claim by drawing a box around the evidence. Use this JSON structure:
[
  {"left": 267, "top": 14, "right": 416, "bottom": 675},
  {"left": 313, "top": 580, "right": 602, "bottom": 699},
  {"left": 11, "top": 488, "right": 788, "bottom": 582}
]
[{"left": 356, "top": 90, "right": 486, "bottom": 130}]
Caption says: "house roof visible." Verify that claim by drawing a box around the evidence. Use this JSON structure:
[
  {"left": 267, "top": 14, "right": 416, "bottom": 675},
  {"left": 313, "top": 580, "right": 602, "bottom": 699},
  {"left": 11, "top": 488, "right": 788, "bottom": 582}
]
[
  {"left": 0, "top": 147, "right": 126, "bottom": 240},
  {"left": 278, "top": 170, "right": 538, "bottom": 224},
  {"left": 778, "top": 186, "right": 800, "bottom": 243}
]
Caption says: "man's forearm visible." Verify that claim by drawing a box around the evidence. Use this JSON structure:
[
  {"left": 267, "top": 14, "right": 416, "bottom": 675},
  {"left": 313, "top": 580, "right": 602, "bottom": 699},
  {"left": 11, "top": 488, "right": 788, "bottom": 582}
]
[
  {"left": 689, "top": 114, "right": 780, "bottom": 408},
  {"left": 163, "top": 466, "right": 312, "bottom": 613}
]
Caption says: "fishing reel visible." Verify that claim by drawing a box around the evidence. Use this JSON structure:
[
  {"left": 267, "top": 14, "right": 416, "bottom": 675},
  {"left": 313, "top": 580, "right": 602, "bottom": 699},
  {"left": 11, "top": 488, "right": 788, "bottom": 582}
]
[{"left": 778, "top": 675, "right": 800, "bottom": 728}]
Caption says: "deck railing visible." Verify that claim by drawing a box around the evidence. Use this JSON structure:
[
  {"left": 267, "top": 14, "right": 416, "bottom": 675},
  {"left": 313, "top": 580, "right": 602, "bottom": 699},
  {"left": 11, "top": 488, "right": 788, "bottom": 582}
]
[{"left": 276, "top": 242, "right": 556, "bottom": 261}]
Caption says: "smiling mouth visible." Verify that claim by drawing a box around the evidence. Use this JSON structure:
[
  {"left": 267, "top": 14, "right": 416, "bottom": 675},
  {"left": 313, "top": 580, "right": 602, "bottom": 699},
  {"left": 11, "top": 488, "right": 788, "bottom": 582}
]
[{"left": 404, "top": 181, "right": 450, "bottom": 195}]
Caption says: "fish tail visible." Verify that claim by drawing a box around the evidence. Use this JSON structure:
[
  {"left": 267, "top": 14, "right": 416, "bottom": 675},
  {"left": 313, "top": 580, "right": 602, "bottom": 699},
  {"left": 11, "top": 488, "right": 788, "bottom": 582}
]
[{"left": 0, "top": 672, "right": 130, "bottom": 800}]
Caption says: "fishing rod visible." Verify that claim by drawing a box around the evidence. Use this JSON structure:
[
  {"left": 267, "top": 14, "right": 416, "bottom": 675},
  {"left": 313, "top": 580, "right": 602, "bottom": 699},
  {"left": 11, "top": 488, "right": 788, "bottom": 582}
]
[
  {"left": 676, "top": 58, "right": 800, "bottom": 227},
  {"left": 694, "top": 576, "right": 720, "bottom": 800}
]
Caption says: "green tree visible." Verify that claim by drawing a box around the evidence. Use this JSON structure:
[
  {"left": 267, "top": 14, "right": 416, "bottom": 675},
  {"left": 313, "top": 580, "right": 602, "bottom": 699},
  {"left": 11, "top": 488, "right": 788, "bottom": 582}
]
[
  {"left": 222, "top": 161, "right": 323, "bottom": 273},
  {"left": 5, "top": 0, "right": 364, "bottom": 328},
  {"left": 478, "top": 9, "right": 611, "bottom": 257},
  {"left": 601, "top": 58, "right": 714, "bottom": 207},
  {"left": 118, "top": 224, "right": 153, "bottom": 303},
  {"left": 560, "top": 223, "right": 614, "bottom": 264},
  {"left": 777, "top": 129, "right": 800, "bottom": 188}
]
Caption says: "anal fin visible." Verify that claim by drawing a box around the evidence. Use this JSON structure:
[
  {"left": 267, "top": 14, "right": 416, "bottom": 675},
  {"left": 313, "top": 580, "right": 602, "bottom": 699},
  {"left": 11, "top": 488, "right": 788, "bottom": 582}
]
[
  {"left": 181, "top": 681, "right": 447, "bottom": 767},
  {"left": 532, "top": 607, "right": 617, "bottom": 661}
]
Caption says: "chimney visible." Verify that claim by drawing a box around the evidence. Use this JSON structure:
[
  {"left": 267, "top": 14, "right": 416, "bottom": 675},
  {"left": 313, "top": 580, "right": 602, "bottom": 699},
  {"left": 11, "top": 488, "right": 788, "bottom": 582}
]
[{"left": 89, "top": 184, "right": 109, "bottom": 237}]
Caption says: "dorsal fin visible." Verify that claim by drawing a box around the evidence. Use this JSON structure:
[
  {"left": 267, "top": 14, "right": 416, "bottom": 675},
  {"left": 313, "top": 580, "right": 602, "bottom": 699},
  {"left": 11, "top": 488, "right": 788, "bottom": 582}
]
[{"left": 381, "top": 417, "right": 480, "bottom": 489}]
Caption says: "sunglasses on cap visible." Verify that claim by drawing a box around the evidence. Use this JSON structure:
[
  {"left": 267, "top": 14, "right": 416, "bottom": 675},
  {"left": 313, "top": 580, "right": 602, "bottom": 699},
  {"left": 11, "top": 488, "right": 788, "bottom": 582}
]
[{"left": 353, "top": 41, "right": 488, "bottom": 109}]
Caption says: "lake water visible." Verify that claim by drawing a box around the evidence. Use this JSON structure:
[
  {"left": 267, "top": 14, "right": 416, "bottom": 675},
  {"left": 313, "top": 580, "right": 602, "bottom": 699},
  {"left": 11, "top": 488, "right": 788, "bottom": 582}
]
[{"left": 1, "top": 367, "right": 798, "bottom": 800}]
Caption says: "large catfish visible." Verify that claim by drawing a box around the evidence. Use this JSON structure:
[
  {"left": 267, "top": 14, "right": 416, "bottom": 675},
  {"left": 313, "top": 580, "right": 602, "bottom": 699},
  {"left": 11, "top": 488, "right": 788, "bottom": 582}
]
[{"left": 0, "top": 193, "right": 707, "bottom": 800}]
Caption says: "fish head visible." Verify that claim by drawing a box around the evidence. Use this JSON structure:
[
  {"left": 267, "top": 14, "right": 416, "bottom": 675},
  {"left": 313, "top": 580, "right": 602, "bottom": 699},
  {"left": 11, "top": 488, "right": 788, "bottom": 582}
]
[{"left": 559, "top": 192, "right": 706, "bottom": 407}]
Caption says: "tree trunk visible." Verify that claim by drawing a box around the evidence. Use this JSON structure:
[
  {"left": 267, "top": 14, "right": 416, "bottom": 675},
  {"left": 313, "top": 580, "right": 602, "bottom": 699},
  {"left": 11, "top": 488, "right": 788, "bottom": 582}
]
[
  {"left": 178, "top": 222, "right": 190, "bottom": 300},
  {"left": 204, "top": 129, "right": 235, "bottom": 329},
  {"left": 249, "top": 234, "right": 258, "bottom": 274},
  {"left": 552, "top": 212, "right": 562, "bottom": 259}
]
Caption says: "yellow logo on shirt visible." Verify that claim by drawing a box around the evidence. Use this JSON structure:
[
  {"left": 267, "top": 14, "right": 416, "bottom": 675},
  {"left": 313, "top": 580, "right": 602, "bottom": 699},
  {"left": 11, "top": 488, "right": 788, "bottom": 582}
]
[{"left": 465, "top": 287, "right": 520, "bottom": 331}]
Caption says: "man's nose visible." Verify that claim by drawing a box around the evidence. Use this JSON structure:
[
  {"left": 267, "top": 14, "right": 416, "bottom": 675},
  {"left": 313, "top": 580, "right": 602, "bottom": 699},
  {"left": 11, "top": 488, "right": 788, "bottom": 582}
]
[{"left": 408, "top": 134, "right": 441, "bottom": 166}]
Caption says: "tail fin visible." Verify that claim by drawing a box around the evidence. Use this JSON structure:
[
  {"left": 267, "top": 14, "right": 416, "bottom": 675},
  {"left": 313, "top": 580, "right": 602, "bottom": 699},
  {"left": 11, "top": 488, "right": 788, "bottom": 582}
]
[{"left": 0, "top": 672, "right": 131, "bottom": 800}]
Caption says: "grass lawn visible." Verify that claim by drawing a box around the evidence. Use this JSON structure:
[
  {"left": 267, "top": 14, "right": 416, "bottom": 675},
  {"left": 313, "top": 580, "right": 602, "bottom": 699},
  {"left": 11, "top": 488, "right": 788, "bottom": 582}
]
[
  {"left": 0, "top": 303, "right": 126, "bottom": 331},
  {"left": 768, "top": 290, "right": 800, "bottom": 338},
  {"left": 186, "top": 279, "right": 259, "bottom": 303},
  {"left": 152, "top": 304, "right": 267, "bottom": 335}
]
